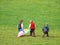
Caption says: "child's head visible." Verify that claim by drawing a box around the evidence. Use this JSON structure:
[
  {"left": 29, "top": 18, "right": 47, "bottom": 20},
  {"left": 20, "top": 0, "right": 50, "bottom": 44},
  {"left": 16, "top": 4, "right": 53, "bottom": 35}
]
[
  {"left": 30, "top": 20, "right": 33, "bottom": 23},
  {"left": 20, "top": 19, "right": 23, "bottom": 23},
  {"left": 45, "top": 23, "right": 48, "bottom": 26}
]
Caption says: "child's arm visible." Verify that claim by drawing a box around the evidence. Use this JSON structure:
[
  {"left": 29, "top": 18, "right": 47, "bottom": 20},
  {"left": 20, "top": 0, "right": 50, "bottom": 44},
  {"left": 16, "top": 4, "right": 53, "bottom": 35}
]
[
  {"left": 47, "top": 27, "right": 49, "bottom": 31},
  {"left": 21, "top": 23, "right": 23, "bottom": 29},
  {"left": 29, "top": 24, "right": 31, "bottom": 29}
]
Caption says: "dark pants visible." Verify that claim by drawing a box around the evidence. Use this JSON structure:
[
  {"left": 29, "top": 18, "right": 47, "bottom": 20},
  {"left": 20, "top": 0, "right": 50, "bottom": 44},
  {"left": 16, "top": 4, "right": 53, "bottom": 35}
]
[
  {"left": 18, "top": 28, "right": 23, "bottom": 32},
  {"left": 30, "top": 29, "right": 35, "bottom": 37},
  {"left": 43, "top": 31, "right": 49, "bottom": 37}
]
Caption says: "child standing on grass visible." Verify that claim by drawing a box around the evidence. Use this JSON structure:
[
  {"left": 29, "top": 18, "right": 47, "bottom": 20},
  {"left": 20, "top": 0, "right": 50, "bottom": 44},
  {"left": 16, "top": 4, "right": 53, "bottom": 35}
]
[
  {"left": 42, "top": 23, "right": 49, "bottom": 37},
  {"left": 17, "top": 19, "right": 24, "bottom": 37},
  {"left": 29, "top": 20, "right": 36, "bottom": 37},
  {"left": 18, "top": 19, "right": 23, "bottom": 32}
]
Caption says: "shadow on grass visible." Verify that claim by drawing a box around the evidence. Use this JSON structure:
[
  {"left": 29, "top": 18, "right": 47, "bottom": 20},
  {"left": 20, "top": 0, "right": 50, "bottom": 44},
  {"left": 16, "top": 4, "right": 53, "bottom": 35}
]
[
  {"left": 24, "top": 35, "right": 60, "bottom": 39},
  {"left": 24, "top": 35, "right": 41, "bottom": 37},
  {"left": 24, "top": 35, "right": 30, "bottom": 37},
  {"left": 49, "top": 35, "right": 60, "bottom": 38}
]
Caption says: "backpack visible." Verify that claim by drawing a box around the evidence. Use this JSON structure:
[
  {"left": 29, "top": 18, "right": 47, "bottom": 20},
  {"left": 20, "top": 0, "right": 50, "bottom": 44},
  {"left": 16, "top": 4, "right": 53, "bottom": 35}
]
[
  {"left": 30, "top": 23, "right": 35, "bottom": 29},
  {"left": 44, "top": 27, "right": 47, "bottom": 32}
]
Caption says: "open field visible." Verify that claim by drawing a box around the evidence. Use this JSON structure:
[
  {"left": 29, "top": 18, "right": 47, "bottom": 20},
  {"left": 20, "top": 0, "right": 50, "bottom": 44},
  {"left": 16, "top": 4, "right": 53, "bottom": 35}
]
[{"left": 0, "top": 0, "right": 60, "bottom": 45}]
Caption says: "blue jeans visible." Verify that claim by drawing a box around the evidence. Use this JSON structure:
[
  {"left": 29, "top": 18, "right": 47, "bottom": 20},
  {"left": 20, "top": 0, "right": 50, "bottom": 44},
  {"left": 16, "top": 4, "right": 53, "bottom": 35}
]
[{"left": 18, "top": 28, "right": 23, "bottom": 32}]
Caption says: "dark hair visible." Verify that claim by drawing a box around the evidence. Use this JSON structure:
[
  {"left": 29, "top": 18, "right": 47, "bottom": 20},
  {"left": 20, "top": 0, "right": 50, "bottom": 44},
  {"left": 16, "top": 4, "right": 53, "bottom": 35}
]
[{"left": 20, "top": 19, "right": 23, "bottom": 22}]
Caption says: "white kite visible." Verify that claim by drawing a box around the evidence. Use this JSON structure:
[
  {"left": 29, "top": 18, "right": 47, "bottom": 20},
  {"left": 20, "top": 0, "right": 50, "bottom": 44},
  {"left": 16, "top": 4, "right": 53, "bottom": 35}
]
[{"left": 17, "top": 29, "right": 30, "bottom": 37}]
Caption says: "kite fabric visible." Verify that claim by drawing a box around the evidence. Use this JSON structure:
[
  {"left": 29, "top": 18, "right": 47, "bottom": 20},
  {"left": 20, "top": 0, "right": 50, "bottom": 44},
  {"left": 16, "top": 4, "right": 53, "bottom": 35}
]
[
  {"left": 24, "top": 29, "right": 30, "bottom": 34},
  {"left": 17, "top": 29, "right": 30, "bottom": 37}
]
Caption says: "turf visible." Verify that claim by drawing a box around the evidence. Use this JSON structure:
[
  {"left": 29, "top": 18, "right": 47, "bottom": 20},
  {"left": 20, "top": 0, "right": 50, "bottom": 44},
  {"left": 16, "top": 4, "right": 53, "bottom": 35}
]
[{"left": 0, "top": 0, "right": 60, "bottom": 45}]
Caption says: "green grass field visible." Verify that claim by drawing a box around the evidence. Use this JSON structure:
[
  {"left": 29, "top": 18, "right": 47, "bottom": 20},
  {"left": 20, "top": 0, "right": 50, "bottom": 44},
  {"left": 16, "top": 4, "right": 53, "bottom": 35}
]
[{"left": 0, "top": 0, "right": 60, "bottom": 45}]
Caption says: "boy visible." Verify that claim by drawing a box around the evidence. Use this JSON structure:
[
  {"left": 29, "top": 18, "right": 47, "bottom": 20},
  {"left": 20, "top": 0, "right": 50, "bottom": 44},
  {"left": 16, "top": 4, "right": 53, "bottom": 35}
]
[
  {"left": 29, "top": 20, "right": 36, "bottom": 37},
  {"left": 42, "top": 23, "right": 49, "bottom": 37}
]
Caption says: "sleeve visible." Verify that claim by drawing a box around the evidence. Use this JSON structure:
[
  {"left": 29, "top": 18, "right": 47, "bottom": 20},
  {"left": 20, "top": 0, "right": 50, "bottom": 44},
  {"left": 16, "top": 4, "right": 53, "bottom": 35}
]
[
  {"left": 47, "top": 27, "right": 49, "bottom": 31},
  {"left": 34, "top": 23, "right": 36, "bottom": 28},
  {"left": 29, "top": 24, "right": 31, "bottom": 29},
  {"left": 21, "top": 23, "right": 23, "bottom": 29}
]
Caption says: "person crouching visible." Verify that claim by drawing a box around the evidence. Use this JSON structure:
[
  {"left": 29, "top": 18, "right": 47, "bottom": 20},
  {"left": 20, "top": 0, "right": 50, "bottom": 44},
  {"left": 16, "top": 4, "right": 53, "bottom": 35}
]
[{"left": 42, "top": 23, "right": 49, "bottom": 37}]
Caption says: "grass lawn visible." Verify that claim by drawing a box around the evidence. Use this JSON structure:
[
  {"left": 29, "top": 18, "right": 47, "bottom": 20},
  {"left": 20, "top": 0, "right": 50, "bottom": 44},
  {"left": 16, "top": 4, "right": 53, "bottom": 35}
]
[{"left": 0, "top": 0, "right": 60, "bottom": 45}]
